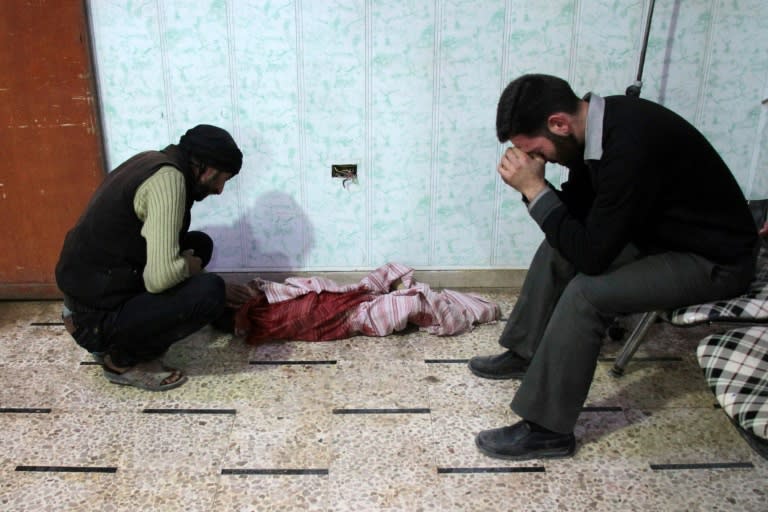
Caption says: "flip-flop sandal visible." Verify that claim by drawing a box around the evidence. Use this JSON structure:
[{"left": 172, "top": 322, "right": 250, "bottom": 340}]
[{"left": 103, "top": 359, "right": 188, "bottom": 391}]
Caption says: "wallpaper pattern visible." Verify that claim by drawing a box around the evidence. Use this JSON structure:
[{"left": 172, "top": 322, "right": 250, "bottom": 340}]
[{"left": 89, "top": 0, "right": 768, "bottom": 271}]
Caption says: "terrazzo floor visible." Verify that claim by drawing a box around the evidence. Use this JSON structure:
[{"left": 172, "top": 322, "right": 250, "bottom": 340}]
[{"left": 0, "top": 291, "right": 766, "bottom": 511}]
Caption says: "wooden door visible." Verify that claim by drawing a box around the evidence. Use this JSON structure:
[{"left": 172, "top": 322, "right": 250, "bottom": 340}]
[{"left": 0, "top": 0, "right": 104, "bottom": 299}]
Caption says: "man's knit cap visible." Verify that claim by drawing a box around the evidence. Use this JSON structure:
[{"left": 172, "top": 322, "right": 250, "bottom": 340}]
[{"left": 179, "top": 124, "right": 243, "bottom": 175}]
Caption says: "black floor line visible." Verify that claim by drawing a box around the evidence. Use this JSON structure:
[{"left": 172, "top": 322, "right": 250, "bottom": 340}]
[
  {"left": 650, "top": 462, "right": 754, "bottom": 470},
  {"left": 142, "top": 408, "right": 237, "bottom": 415},
  {"left": 332, "top": 408, "right": 430, "bottom": 415},
  {"left": 221, "top": 468, "right": 328, "bottom": 476},
  {"left": 600, "top": 356, "right": 683, "bottom": 362},
  {"left": 437, "top": 466, "right": 545, "bottom": 474},
  {"left": 249, "top": 360, "right": 337, "bottom": 365},
  {"left": 581, "top": 406, "right": 623, "bottom": 412},
  {"left": 15, "top": 465, "right": 117, "bottom": 473},
  {"left": 0, "top": 408, "right": 52, "bottom": 414}
]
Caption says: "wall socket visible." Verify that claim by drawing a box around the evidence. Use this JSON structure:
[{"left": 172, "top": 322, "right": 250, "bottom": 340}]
[{"left": 331, "top": 164, "right": 357, "bottom": 178}]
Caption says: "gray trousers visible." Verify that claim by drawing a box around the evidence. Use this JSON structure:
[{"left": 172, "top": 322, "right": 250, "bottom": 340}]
[{"left": 502, "top": 240, "right": 757, "bottom": 433}]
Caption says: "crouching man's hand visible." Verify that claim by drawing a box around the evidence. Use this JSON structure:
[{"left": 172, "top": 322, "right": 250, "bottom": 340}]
[
  {"left": 182, "top": 249, "right": 203, "bottom": 275},
  {"left": 225, "top": 282, "right": 255, "bottom": 307}
]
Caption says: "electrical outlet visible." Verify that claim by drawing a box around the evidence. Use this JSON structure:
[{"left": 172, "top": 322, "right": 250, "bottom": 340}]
[{"left": 332, "top": 164, "right": 357, "bottom": 178}]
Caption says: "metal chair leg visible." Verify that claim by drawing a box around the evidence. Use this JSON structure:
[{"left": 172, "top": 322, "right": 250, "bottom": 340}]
[{"left": 610, "top": 311, "right": 659, "bottom": 377}]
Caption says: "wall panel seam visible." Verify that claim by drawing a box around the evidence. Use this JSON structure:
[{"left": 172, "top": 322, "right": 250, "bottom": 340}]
[
  {"left": 694, "top": 0, "right": 718, "bottom": 127},
  {"left": 428, "top": 0, "right": 444, "bottom": 266},
  {"left": 295, "top": 0, "right": 307, "bottom": 264},
  {"left": 746, "top": 70, "right": 768, "bottom": 198},
  {"left": 224, "top": 0, "right": 247, "bottom": 268},
  {"left": 366, "top": 0, "right": 374, "bottom": 267},
  {"left": 561, "top": 0, "right": 583, "bottom": 186},
  {"left": 492, "top": 0, "right": 514, "bottom": 266},
  {"left": 568, "top": 0, "right": 582, "bottom": 86},
  {"left": 155, "top": 0, "right": 174, "bottom": 144}
]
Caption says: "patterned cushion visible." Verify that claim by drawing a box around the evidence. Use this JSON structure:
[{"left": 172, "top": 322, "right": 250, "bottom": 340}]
[
  {"left": 666, "top": 255, "right": 768, "bottom": 326},
  {"left": 696, "top": 326, "right": 768, "bottom": 440}
]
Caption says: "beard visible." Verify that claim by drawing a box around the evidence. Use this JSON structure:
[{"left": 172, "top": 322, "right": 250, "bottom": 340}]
[
  {"left": 193, "top": 181, "right": 216, "bottom": 201},
  {"left": 547, "top": 133, "right": 583, "bottom": 168},
  {"left": 192, "top": 170, "right": 220, "bottom": 201}
]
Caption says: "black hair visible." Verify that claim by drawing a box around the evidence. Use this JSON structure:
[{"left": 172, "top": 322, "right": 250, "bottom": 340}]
[{"left": 496, "top": 74, "right": 580, "bottom": 142}]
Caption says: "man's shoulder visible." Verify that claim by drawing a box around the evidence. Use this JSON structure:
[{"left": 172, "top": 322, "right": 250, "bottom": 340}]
[
  {"left": 603, "top": 94, "right": 679, "bottom": 120},
  {"left": 150, "top": 165, "right": 186, "bottom": 185},
  {"left": 114, "top": 146, "right": 183, "bottom": 172},
  {"left": 140, "top": 165, "right": 186, "bottom": 193},
  {"left": 110, "top": 150, "right": 185, "bottom": 186},
  {"left": 131, "top": 150, "right": 181, "bottom": 169}
]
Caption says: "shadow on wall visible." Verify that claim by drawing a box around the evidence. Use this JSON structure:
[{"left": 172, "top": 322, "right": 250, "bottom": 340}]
[
  {"left": 193, "top": 128, "right": 315, "bottom": 272},
  {"left": 657, "top": 0, "right": 682, "bottom": 104},
  {"left": 205, "top": 190, "right": 316, "bottom": 272},
  {"left": 241, "top": 190, "right": 316, "bottom": 270}
]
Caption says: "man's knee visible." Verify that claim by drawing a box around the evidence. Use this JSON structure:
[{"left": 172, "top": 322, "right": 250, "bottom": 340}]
[
  {"left": 195, "top": 272, "right": 225, "bottom": 298},
  {"left": 192, "top": 272, "right": 225, "bottom": 294},
  {"left": 529, "top": 241, "right": 576, "bottom": 280},
  {"left": 558, "top": 274, "right": 624, "bottom": 325},
  {"left": 185, "top": 273, "right": 226, "bottom": 316},
  {"left": 182, "top": 231, "right": 214, "bottom": 267}
]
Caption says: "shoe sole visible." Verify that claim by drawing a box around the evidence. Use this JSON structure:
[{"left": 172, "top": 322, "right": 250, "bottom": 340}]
[
  {"left": 467, "top": 364, "right": 526, "bottom": 380},
  {"left": 475, "top": 438, "right": 576, "bottom": 461}
]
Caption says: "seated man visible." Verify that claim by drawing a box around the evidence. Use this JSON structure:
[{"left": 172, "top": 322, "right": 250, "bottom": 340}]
[
  {"left": 56, "top": 124, "right": 253, "bottom": 391},
  {"left": 470, "top": 74, "right": 759, "bottom": 460}
]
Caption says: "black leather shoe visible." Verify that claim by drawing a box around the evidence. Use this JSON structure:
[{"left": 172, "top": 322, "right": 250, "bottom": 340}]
[
  {"left": 475, "top": 420, "right": 575, "bottom": 460},
  {"left": 468, "top": 350, "right": 528, "bottom": 379}
]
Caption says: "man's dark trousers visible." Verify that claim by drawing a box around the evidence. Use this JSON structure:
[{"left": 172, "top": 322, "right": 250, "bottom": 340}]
[
  {"left": 500, "top": 240, "right": 756, "bottom": 434},
  {"left": 70, "top": 231, "right": 226, "bottom": 367}
]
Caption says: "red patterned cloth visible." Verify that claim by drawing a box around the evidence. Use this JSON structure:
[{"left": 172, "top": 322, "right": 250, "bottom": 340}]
[{"left": 235, "top": 262, "right": 501, "bottom": 343}]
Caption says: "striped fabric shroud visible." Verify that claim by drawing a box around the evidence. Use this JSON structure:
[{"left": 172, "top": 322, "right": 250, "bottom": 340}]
[{"left": 235, "top": 262, "right": 501, "bottom": 343}]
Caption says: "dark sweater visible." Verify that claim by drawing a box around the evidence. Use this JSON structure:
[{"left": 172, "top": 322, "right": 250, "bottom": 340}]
[
  {"left": 531, "top": 95, "right": 757, "bottom": 275},
  {"left": 55, "top": 145, "right": 195, "bottom": 310}
]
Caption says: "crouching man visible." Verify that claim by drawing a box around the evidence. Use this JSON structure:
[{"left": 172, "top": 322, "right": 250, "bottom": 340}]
[{"left": 56, "top": 124, "right": 253, "bottom": 391}]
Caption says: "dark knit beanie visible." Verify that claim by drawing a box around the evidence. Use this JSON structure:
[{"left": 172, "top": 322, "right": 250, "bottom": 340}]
[{"left": 178, "top": 124, "right": 243, "bottom": 175}]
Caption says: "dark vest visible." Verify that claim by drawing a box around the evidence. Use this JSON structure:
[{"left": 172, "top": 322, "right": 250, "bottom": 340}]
[{"left": 56, "top": 145, "right": 196, "bottom": 310}]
